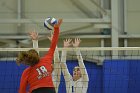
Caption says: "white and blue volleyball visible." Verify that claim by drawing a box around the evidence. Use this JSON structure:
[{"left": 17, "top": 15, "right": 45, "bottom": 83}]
[{"left": 44, "top": 17, "right": 57, "bottom": 30}]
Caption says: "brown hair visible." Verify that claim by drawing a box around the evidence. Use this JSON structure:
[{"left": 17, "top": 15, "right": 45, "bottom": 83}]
[{"left": 16, "top": 49, "right": 40, "bottom": 66}]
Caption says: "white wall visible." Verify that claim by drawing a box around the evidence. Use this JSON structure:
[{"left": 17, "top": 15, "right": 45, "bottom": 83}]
[
  {"left": 127, "top": 0, "right": 140, "bottom": 34},
  {"left": 0, "top": 0, "right": 140, "bottom": 48}
]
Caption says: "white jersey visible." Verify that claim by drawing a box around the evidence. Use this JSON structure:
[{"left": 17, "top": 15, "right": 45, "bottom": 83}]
[
  {"left": 65, "top": 77, "right": 88, "bottom": 93},
  {"left": 61, "top": 50, "right": 89, "bottom": 93}
]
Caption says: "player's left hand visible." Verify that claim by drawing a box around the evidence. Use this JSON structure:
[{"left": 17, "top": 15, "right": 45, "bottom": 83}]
[
  {"left": 63, "top": 38, "right": 72, "bottom": 48},
  {"left": 72, "top": 38, "right": 81, "bottom": 47},
  {"left": 28, "top": 30, "right": 38, "bottom": 40}
]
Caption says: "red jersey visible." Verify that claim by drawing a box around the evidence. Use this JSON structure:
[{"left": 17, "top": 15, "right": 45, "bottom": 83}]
[{"left": 19, "top": 26, "right": 60, "bottom": 93}]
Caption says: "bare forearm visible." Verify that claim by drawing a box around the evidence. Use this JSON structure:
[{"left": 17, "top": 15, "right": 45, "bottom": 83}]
[
  {"left": 61, "top": 50, "right": 71, "bottom": 80},
  {"left": 32, "top": 40, "right": 39, "bottom": 54},
  {"left": 54, "top": 46, "right": 60, "bottom": 62},
  {"left": 32, "top": 40, "right": 38, "bottom": 48},
  {"left": 76, "top": 50, "right": 89, "bottom": 81}
]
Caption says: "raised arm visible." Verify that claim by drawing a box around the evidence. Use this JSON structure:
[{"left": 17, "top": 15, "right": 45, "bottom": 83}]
[
  {"left": 72, "top": 38, "right": 89, "bottom": 82},
  {"left": 53, "top": 47, "right": 61, "bottom": 93},
  {"left": 28, "top": 31, "right": 39, "bottom": 53},
  {"left": 48, "top": 36, "right": 61, "bottom": 93},
  {"left": 61, "top": 39, "right": 72, "bottom": 80},
  {"left": 47, "top": 19, "right": 62, "bottom": 57}
]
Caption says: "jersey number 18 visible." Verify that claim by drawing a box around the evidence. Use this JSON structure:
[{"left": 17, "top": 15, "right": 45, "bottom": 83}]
[{"left": 36, "top": 66, "right": 48, "bottom": 79}]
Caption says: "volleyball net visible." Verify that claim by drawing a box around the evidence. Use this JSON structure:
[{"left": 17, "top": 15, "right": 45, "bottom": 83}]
[{"left": 0, "top": 47, "right": 140, "bottom": 93}]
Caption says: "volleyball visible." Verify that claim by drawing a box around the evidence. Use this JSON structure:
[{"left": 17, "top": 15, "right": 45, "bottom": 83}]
[{"left": 44, "top": 17, "right": 58, "bottom": 30}]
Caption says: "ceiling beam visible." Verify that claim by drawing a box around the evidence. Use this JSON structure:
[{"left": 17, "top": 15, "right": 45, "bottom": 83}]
[{"left": 0, "top": 18, "right": 110, "bottom": 24}]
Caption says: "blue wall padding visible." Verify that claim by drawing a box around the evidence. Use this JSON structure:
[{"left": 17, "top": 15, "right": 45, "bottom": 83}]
[
  {"left": 0, "top": 60, "right": 140, "bottom": 93},
  {"left": 103, "top": 60, "right": 129, "bottom": 93},
  {"left": 128, "top": 60, "right": 140, "bottom": 93},
  {"left": 0, "top": 61, "right": 27, "bottom": 93},
  {"left": 103, "top": 60, "right": 140, "bottom": 93}
]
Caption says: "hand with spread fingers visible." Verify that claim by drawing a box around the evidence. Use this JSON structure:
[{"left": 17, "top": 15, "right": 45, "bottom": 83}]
[
  {"left": 28, "top": 31, "right": 38, "bottom": 40},
  {"left": 72, "top": 38, "right": 81, "bottom": 47},
  {"left": 63, "top": 38, "right": 72, "bottom": 48}
]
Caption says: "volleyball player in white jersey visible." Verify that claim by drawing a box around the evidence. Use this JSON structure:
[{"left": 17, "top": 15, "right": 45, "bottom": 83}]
[
  {"left": 29, "top": 31, "right": 61, "bottom": 93},
  {"left": 61, "top": 38, "right": 89, "bottom": 93}
]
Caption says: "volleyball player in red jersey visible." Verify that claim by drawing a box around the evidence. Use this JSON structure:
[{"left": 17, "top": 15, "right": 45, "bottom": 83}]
[
  {"left": 16, "top": 19, "right": 63, "bottom": 93},
  {"left": 28, "top": 31, "right": 61, "bottom": 93}
]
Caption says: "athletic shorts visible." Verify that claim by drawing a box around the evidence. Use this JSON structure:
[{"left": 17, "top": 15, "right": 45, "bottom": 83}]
[{"left": 32, "top": 87, "right": 56, "bottom": 93}]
